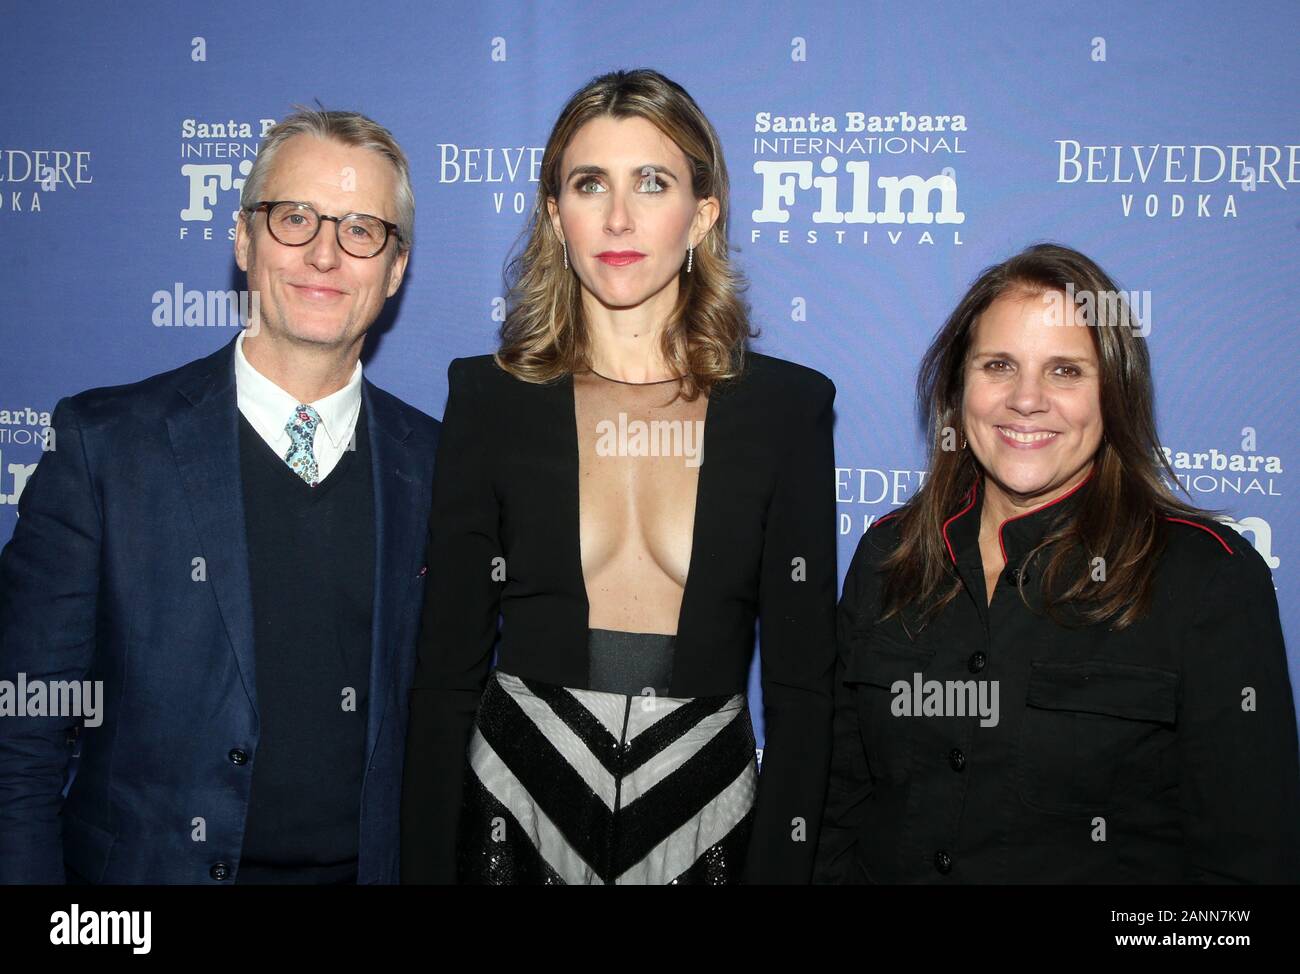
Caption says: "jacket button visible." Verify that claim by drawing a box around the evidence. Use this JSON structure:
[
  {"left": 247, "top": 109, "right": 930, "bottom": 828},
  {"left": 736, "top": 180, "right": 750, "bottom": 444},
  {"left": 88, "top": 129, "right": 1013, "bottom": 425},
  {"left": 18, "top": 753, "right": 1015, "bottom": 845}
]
[
  {"left": 934, "top": 850, "right": 953, "bottom": 875},
  {"left": 967, "top": 652, "right": 987, "bottom": 674},
  {"left": 948, "top": 748, "right": 966, "bottom": 772},
  {"left": 228, "top": 748, "right": 248, "bottom": 765},
  {"left": 1002, "top": 566, "right": 1030, "bottom": 586},
  {"left": 417, "top": 565, "right": 427, "bottom": 577},
  {"left": 210, "top": 862, "right": 231, "bottom": 881}
]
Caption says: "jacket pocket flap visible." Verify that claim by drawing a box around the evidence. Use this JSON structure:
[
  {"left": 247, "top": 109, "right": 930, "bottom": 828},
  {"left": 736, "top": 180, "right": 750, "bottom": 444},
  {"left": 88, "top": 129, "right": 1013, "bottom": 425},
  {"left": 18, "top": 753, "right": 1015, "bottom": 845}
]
[
  {"left": 845, "top": 634, "right": 935, "bottom": 688},
  {"left": 1026, "top": 660, "right": 1177, "bottom": 724}
]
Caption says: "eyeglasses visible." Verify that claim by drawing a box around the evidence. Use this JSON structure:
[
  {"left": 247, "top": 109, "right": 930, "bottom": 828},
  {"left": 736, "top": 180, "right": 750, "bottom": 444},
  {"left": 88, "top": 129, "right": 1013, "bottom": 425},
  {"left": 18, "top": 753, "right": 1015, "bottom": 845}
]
[{"left": 247, "top": 200, "right": 401, "bottom": 258}]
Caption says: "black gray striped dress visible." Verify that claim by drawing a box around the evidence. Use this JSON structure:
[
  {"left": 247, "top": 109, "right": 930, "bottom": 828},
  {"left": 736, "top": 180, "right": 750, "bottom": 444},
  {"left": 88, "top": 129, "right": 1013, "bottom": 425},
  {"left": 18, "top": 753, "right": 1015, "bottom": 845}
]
[{"left": 455, "top": 629, "right": 758, "bottom": 884}]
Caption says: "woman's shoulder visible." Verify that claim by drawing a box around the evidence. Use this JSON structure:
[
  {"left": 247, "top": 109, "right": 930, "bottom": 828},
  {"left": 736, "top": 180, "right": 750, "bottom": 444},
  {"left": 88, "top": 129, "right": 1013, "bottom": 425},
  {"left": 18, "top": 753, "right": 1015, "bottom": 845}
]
[
  {"left": 1158, "top": 510, "right": 1273, "bottom": 594},
  {"left": 739, "top": 350, "right": 836, "bottom": 400},
  {"left": 447, "top": 354, "right": 503, "bottom": 383},
  {"left": 850, "top": 508, "right": 907, "bottom": 567},
  {"left": 837, "top": 511, "right": 906, "bottom": 627},
  {"left": 1160, "top": 511, "right": 1248, "bottom": 555},
  {"left": 446, "top": 354, "right": 564, "bottom": 398},
  {"left": 729, "top": 352, "right": 836, "bottom": 441},
  {"left": 837, "top": 510, "right": 907, "bottom": 614}
]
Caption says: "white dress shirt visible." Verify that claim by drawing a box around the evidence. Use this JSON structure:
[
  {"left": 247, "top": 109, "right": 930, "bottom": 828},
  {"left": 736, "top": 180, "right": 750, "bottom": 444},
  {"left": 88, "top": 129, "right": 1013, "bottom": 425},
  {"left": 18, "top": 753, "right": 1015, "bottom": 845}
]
[{"left": 234, "top": 330, "right": 363, "bottom": 482}]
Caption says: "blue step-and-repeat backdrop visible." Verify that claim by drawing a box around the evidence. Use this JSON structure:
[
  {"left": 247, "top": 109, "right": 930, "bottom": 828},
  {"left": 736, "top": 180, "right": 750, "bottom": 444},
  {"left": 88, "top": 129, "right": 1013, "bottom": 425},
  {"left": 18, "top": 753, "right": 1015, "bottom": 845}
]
[{"left": 1, "top": 1, "right": 1297, "bottom": 743}]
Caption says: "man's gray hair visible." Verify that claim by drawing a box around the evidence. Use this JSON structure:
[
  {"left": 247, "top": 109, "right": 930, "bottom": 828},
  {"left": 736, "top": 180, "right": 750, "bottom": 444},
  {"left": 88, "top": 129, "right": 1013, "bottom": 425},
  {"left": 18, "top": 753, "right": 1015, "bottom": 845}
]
[{"left": 240, "top": 107, "right": 414, "bottom": 253}]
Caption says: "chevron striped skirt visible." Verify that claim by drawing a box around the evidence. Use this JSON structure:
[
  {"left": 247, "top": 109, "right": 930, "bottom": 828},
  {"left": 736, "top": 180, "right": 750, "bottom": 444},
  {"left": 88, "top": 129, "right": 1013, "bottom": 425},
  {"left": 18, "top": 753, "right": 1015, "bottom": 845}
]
[{"left": 455, "top": 669, "right": 758, "bottom": 884}]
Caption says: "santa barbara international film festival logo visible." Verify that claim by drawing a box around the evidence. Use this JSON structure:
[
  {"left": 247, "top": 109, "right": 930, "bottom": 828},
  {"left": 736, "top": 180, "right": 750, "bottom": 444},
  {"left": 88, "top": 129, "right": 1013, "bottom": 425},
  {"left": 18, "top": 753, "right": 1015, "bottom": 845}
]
[
  {"left": 0, "top": 147, "right": 93, "bottom": 213},
  {"left": 748, "top": 106, "right": 968, "bottom": 251},
  {"left": 179, "top": 116, "right": 276, "bottom": 242},
  {"left": 1159, "top": 426, "right": 1285, "bottom": 569},
  {"left": 0, "top": 407, "right": 53, "bottom": 508}
]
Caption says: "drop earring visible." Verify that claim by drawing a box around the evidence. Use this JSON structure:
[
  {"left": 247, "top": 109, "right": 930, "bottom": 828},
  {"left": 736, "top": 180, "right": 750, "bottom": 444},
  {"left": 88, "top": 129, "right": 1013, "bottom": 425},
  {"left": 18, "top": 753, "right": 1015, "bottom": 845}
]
[
  {"left": 562, "top": 240, "right": 568, "bottom": 270},
  {"left": 686, "top": 242, "right": 693, "bottom": 274}
]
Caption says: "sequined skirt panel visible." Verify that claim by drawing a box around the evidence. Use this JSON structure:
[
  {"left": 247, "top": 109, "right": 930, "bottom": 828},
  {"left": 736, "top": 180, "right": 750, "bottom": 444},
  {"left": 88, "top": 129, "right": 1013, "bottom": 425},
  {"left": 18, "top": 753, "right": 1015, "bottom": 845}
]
[{"left": 456, "top": 670, "right": 758, "bottom": 884}]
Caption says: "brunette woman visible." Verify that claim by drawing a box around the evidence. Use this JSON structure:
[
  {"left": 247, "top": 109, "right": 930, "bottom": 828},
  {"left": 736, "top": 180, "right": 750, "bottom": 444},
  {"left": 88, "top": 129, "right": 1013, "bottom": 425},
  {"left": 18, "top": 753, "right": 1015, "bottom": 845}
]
[{"left": 816, "top": 243, "right": 1300, "bottom": 883}]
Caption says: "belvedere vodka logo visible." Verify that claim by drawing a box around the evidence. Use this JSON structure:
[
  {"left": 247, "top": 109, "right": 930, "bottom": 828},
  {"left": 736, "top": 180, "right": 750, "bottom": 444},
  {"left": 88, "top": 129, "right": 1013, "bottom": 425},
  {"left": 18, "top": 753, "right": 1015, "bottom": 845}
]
[
  {"left": 436, "top": 143, "right": 545, "bottom": 216},
  {"left": 749, "top": 111, "right": 968, "bottom": 250},
  {"left": 0, "top": 148, "right": 93, "bottom": 213},
  {"left": 1055, "top": 141, "right": 1300, "bottom": 219},
  {"left": 836, "top": 464, "right": 929, "bottom": 535},
  {"left": 179, "top": 117, "right": 275, "bottom": 242},
  {"left": 437, "top": 140, "right": 544, "bottom": 325}
]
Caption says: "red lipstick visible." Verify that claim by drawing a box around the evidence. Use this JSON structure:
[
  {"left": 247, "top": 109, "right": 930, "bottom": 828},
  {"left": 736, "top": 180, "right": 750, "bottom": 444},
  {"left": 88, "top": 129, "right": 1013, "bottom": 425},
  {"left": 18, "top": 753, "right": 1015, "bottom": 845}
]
[{"left": 596, "top": 251, "right": 646, "bottom": 266}]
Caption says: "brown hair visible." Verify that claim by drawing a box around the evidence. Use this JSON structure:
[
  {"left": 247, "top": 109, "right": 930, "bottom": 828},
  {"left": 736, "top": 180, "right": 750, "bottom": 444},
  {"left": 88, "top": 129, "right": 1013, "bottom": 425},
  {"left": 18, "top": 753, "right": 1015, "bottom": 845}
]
[
  {"left": 881, "top": 242, "right": 1212, "bottom": 631},
  {"left": 495, "top": 68, "right": 754, "bottom": 399}
]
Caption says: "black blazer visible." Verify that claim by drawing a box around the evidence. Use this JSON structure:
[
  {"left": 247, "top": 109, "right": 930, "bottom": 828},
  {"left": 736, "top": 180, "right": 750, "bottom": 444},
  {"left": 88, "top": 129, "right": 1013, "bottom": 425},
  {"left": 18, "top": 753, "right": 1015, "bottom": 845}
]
[
  {"left": 401, "top": 351, "right": 838, "bottom": 883},
  {"left": 816, "top": 474, "right": 1300, "bottom": 883}
]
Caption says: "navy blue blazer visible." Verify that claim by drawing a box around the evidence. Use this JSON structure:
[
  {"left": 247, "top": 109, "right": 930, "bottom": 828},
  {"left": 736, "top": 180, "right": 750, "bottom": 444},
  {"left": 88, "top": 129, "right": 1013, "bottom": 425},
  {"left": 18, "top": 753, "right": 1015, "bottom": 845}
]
[{"left": 0, "top": 336, "right": 439, "bottom": 884}]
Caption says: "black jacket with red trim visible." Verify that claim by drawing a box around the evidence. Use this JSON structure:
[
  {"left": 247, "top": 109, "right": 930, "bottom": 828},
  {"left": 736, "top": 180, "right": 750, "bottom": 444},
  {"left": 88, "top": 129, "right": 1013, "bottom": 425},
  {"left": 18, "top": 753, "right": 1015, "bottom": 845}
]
[{"left": 815, "top": 475, "right": 1300, "bottom": 884}]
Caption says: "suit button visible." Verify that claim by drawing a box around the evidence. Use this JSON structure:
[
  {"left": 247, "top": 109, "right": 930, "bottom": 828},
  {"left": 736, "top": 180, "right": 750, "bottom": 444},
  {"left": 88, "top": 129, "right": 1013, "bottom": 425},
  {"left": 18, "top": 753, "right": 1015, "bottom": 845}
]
[
  {"left": 228, "top": 748, "right": 248, "bottom": 765},
  {"left": 967, "top": 652, "right": 987, "bottom": 674},
  {"left": 948, "top": 748, "right": 966, "bottom": 772},
  {"left": 1002, "top": 566, "right": 1030, "bottom": 586},
  {"left": 934, "top": 850, "right": 953, "bottom": 875},
  {"left": 417, "top": 565, "right": 427, "bottom": 577},
  {"left": 210, "top": 862, "right": 231, "bottom": 881}
]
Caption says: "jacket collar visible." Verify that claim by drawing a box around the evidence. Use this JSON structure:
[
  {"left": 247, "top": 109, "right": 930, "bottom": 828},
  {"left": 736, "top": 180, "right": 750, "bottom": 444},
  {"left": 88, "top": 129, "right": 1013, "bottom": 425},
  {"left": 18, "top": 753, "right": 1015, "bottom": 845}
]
[
  {"left": 942, "top": 469, "right": 1094, "bottom": 570},
  {"left": 173, "top": 333, "right": 412, "bottom": 444},
  {"left": 233, "top": 329, "right": 363, "bottom": 451}
]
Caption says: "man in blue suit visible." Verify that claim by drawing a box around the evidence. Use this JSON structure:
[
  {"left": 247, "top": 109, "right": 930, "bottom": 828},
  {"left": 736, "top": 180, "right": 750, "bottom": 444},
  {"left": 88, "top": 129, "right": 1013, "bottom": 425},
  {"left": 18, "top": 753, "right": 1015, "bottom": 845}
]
[{"left": 0, "top": 109, "right": 439, "bottom": 884}]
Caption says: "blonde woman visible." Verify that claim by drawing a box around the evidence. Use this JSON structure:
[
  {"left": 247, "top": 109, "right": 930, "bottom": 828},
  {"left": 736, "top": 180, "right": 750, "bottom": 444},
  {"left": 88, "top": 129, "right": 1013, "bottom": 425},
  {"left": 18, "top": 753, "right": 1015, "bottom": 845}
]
[{"left": 401, "top": 69, "right": 837, "bottom": 885}]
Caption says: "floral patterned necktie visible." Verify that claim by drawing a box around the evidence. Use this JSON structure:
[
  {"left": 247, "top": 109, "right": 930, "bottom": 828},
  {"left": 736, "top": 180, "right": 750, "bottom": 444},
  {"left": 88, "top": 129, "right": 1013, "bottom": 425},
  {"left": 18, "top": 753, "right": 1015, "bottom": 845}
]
[{"left": 283, "top": 403, "right": 322, "bottom": 486}]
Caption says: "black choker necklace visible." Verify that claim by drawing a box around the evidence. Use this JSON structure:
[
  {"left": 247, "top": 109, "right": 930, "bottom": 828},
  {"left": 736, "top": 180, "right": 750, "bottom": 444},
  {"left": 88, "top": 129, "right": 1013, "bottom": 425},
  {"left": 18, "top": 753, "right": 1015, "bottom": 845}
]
[{"left": 587, "top": 368, "right": 683, "bottom": 386}]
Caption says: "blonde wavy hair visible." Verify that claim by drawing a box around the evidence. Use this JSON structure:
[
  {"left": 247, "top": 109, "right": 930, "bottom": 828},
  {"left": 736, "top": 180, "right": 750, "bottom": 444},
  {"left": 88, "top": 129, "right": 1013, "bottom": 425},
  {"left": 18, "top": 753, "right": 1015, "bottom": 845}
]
[{"left": 496, "top": 68, "right": 754, "bottom": 399}]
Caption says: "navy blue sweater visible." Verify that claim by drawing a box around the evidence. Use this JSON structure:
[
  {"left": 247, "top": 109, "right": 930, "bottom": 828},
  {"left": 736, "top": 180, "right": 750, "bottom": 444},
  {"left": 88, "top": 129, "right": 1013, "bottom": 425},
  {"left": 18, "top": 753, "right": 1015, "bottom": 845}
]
[{"left": 235, "top": 400, "right": 374, "bottom": 883}]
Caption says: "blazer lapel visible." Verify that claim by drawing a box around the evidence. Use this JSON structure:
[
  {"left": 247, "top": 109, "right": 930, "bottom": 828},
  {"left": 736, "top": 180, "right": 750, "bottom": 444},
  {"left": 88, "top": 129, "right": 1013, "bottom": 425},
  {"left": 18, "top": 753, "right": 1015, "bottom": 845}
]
[
  {"left": 361, "top": 380, "right": 426, "bottom": 769},
  {"left": 165, "top": 337, "right": 258, "bottom": 711}
]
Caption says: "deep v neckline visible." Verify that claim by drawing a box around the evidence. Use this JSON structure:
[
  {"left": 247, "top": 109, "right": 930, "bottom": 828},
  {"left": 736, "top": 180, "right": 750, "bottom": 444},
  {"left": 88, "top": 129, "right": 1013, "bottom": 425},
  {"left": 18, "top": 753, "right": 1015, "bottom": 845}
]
[{"left": 566, "top": 373, "right": 712, "bottom": 640}]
